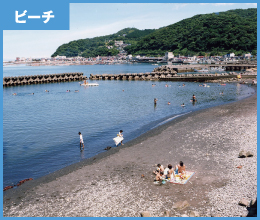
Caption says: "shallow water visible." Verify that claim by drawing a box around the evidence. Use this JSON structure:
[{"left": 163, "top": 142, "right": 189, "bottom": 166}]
[{"left": 3, "top": 64, "right": 255, "bottom": 187}]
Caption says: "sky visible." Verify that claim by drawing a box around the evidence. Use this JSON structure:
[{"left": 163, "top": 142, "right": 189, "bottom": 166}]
[{"left": 3, "top": 3, "right": 257, "bottom": 61}]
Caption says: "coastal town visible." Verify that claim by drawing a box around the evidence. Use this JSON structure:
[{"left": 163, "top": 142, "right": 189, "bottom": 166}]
[{"left": 3, "top": 51, "right": 257, "bottom": 66}]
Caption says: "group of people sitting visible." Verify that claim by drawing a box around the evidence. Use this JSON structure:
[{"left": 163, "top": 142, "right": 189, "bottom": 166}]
[{"left": 153, "top": 161, "right": 186, "bottom": 182}]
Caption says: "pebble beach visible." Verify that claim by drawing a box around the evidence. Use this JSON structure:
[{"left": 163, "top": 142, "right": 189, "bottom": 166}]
[{"left": 3, "top": 83, "right": 257, "bottom": 217}]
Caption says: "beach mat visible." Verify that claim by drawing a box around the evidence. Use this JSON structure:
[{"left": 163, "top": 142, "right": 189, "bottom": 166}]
[{"left": 170, "top": 171, "right": 195, "bottom": 184}]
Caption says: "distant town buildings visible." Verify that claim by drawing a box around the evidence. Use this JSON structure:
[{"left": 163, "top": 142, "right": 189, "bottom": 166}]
[{"left": 6, "top": 51, "right": 256, "bottom": 67}]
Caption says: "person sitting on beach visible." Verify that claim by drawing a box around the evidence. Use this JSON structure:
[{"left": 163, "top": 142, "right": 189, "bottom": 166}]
[
  {"left": 176, "top": 161, "right": 186, "bottom": 174},
  {"left": 153, "top": 164, "right": 164, "bottom": 174},
  {"left": 165, "top": 164, "right": 175, "bottom": 180},
  {"left": 155, "top": 171, "right": 165, "bottom": 181}
]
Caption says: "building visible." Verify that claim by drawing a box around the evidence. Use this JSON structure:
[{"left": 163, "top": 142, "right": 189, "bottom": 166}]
[
  {"left": 114, "top": 41, "right": 124, "bottom": 47},
  {"left": 165, "top": 52, "right": 174, "bottom": 60}
]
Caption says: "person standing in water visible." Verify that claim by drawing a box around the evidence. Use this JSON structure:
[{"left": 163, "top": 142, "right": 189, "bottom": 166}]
[
  {"left": 192, "top": 94, "right": 196, "bottom": 102},
  {"left": 78, "top": 132, "right": 84, "bottom": 149}
]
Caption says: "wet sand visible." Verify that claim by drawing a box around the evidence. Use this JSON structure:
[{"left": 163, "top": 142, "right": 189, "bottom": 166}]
[{"left": 3, "top": 84, "right": 257, "bottom": 217}]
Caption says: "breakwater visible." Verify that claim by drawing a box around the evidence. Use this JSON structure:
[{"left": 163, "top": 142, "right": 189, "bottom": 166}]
[
  {"left": 89, "top": 72, "right": 255, "bottom": 82},
  {"left": 3, "top": 72, "right": 87, "bottom": 87}
]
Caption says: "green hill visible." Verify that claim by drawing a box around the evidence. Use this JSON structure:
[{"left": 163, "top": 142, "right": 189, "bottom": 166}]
[
  {"left": 125, "top": 8, "right": 257, "bottom": 56},
  {"left": 52, "top": 8, "right": 256, "bottom": 58},
  {"left": 51, "top": 28, "right": 155, "bottom": 57}
]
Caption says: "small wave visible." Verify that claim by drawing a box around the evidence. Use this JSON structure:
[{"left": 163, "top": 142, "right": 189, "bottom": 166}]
[{"left": 151, "top": 111, "right": 192, "bottom": 129}]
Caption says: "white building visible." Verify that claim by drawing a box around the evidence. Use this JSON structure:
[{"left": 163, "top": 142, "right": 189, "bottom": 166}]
[{"left": 165, "top": 52, "right": 174, "bottom": 60}]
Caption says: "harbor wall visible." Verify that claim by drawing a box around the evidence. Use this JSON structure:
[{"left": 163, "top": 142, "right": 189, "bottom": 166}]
[{"left": 3, "top": 73, "right": 87, "bottom": 87}]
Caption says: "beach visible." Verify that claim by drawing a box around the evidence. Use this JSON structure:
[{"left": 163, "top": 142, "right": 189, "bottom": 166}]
[{"left": 3, "top": 84, "right": 257, "bottom": 217}]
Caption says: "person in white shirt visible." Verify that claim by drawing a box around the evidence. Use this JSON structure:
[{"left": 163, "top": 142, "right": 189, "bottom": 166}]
[{"left": 78, "top": 132, "right": 84, "bottom": 149}]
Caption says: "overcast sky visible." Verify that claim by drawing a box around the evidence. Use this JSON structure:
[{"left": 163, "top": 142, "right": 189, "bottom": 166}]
[{"left": 3, "top": 3, "right": 257, "bottom": 61}]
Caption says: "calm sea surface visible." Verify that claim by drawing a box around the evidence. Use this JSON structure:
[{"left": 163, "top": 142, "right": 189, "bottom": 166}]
[{"left": 3, "top": 64, "right": 255, "bottom": 187}]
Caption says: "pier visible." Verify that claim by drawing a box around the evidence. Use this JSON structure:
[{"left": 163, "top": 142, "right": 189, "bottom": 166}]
[{"left": 3, "top": 72, "right": 87, "bottom": 87}]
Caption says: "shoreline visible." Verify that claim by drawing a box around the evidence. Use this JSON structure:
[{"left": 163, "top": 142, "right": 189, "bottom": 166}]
[
  {"left": 3, "top": 81, "right": 255, "bottom": 191},
  {"left": 3, "top": 83, "right": 257, "bottom": 217}
]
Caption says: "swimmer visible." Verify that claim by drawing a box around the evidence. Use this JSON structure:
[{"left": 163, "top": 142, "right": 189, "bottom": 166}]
[
  {"left": 165, "top": 84, "right": 168, "bottom": 87},
  {"left": 181, "top": 103, "right": 185, "bottom": 107},
  {"left": 168, "top": 102, "right": 171, "bottom": 105},
  {"left": 192, "top": 94, "right": 197, "bottom": 102},
  {"left": 12, "top": 93, "right": 17, "bottom": 96},
  {"left": 66, "top": 90, "right": 70, "bottom": 92},
  {"left": 182, "top": 83, "right": 185, "bottom": 87},
  {"left": 154, "top": 98, "right": 158, "bottom": 105},
  {"left": 75, "top": 90, "right": 79, "bottom": 92},
  {"left": 45, "top": 90, "right": 49, "bottom": 92}
]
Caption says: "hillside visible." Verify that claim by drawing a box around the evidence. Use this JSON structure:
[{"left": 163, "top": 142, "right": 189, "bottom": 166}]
[
  {"left": 51, "top": 28, "right": 155, "bottom": 57},
  {"left": 125, "top": 8, "right": 257, "bottom": 56},
  {"left": 52, "top": 8, "right": 257, "bottom": 58}
]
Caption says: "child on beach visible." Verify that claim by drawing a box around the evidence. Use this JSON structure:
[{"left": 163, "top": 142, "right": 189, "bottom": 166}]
[
  {"left": 176, "top": 161, "right": 186, "bottom": 174},
  {"left": 78, "top": 132, "right": 84, "bottom": 149},
  {"left": 155, "top": 171, "right": 165, "bottom": 182},
  {"left": 153, "top": 164, "right": 164, "bottom": 174},
  {"left": 165, "top": 164, "right": 175, "bottom": 180},
  {"left": 113, "top": 130, "right": 124, "bottom": 146}
]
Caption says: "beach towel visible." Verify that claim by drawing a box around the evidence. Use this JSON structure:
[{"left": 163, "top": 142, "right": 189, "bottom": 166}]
[
  {"left": 113, "top": 136, "right": 124, "bottom": 146},
  {"left": 170, "top": 171, "right": 195, "bottom": 184}
]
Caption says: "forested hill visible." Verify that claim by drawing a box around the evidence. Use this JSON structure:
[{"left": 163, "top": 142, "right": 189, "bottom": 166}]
[
  {"left": 51, "top": 28, "right": 155, "bottom": 57},
  {"left": 125, "top": 8, "right": 257, "bottom": 56},
  {"left": 52, "top": 8, "right": 257, "bottom": 58}
]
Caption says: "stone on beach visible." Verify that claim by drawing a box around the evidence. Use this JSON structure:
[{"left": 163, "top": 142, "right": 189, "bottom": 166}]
[
  {"left": 238, "top": 150, "right": 247, "bottom": 158},
  {"left": 189, "top": 210, "right": 200, "bottom": 217},
  {"left": 246, "top": 151, "right": 253, "bottom": 157},
  {"left": 238, "top": 198, "right": 249, "bottom": 207},
  {"left": 140, "top": 211, "right": 151, "bottom": 217},
  {"left": 172, "top": 200, "right": 190, "bottom": 210}
]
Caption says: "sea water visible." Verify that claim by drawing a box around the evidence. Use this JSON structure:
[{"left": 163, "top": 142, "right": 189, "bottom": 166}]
[{"left": 3, "top": 64, "right": 255, "bottom": 187}]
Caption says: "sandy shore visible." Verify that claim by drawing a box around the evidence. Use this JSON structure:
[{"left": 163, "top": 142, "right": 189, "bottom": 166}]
[{"left": 3, "top": 83, "right": 257, "bottom": 217}]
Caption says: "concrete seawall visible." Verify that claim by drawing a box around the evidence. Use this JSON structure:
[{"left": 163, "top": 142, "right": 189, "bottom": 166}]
[{"left": 3, "top": 73, "right": 87, "bottom": 87}]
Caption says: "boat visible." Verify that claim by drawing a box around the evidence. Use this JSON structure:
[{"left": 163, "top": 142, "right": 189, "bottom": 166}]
[
  {"left": 194, "top": 68, "right": 209, "bottom": 72},
  {"left": 80, "top": 80, "right": 99, "bottom": 86}
]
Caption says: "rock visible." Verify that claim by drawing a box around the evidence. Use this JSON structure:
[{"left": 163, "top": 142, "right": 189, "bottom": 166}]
[
  {"left": 172, "top": 200, "right": 190, "bottom": 210},
  {"left": 141, "top": 211, "right": 151, "bottom": 217},
  {"left": 189, "top": 211, "right": 200, "bottom": 217},
  {"left": 238, "top": 150, "right": 247, "bottom": 158},
  {"left": 238, "top": 198, "right": 249, "bottom": 207},
  {"left": 163, "top": 210, "right": 170, "bottom": 217},
  {"left": 104, "top": 146, "right": 112, "bottom": 151},
  {"left": 211, "top": 214, "right": 221, "bottom": 217},
  {"left": 247, "top": 198, "right": 257, "bottom": 217},
  {"left": 246, "top": 151, "right": 254, "bottom": 157},
  {"left": 250, "top": 198, "right": 257, "bottom": 206}
]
